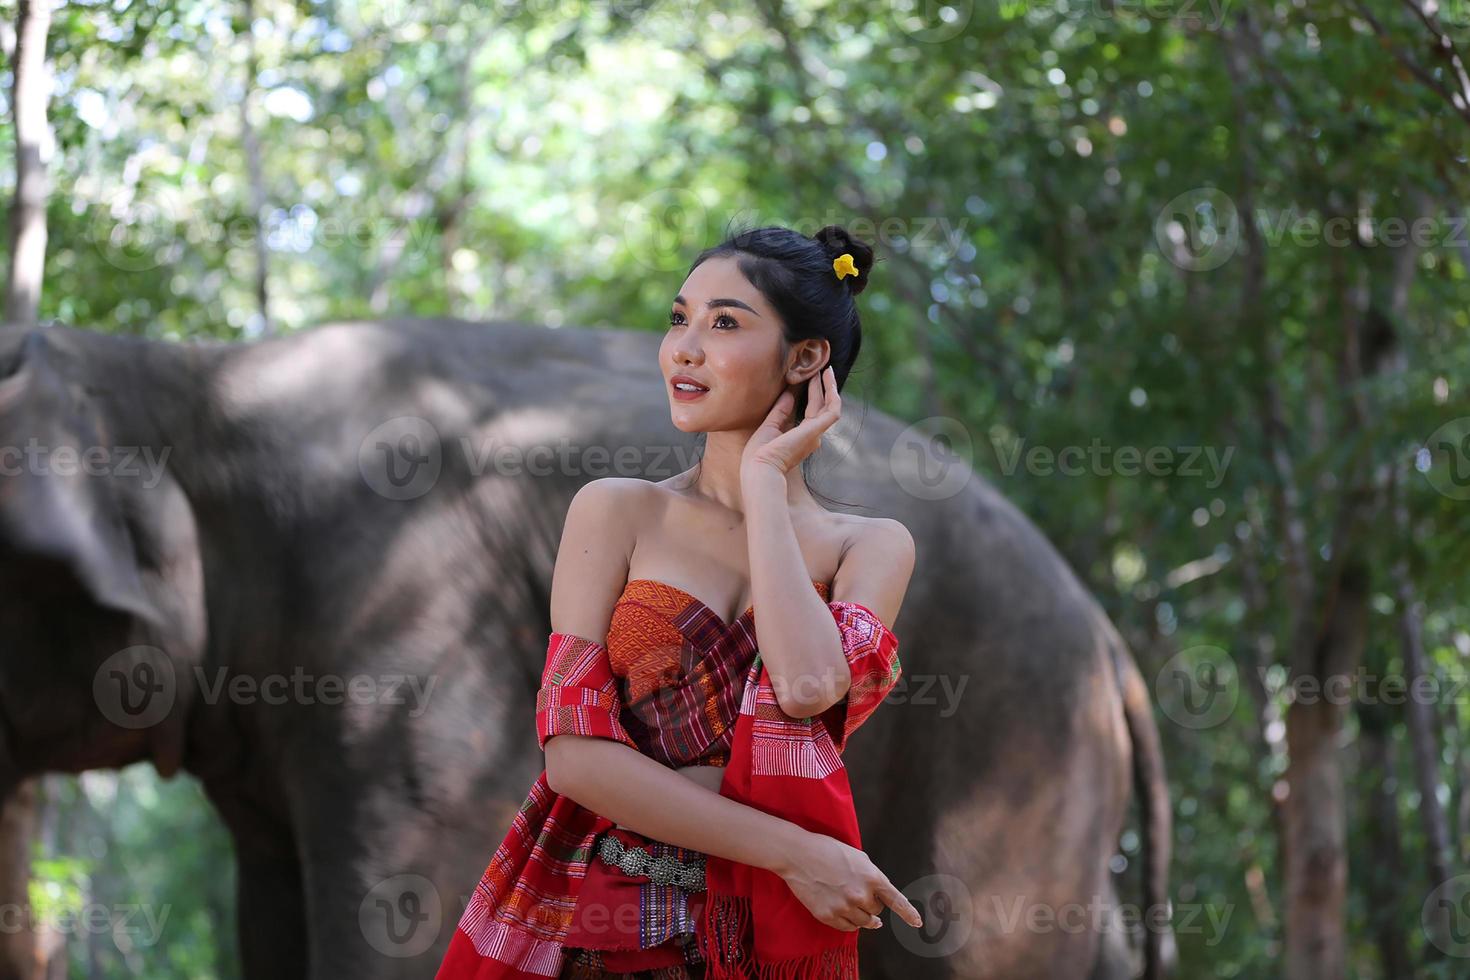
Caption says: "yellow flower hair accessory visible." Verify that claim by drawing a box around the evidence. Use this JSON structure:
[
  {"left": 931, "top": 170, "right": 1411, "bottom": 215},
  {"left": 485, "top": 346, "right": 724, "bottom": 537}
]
[{"left": 832, "top": 252, "right": 858, "bottom": 281}]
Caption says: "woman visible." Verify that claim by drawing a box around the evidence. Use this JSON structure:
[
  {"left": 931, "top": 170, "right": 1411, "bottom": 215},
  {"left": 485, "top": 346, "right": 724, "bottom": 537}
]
[{"left": 436, "top": 224, "right": 921, "bottom": 980}]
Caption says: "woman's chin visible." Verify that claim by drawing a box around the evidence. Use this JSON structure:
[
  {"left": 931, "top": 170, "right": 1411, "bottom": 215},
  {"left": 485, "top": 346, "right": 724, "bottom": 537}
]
[{"left": 668, "top": 404, "right": 712, "bottom": 432}]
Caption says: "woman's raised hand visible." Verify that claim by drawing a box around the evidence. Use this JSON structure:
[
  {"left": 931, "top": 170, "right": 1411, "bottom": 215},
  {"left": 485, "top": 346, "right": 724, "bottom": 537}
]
[{"left": 740, "top": 365, "right": 842, "bottom": 482}]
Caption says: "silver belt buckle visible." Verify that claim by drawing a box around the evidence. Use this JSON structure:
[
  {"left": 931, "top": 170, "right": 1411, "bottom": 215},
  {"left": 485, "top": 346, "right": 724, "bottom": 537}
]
[{"left": 597, "top": 833, "right": 706, "bottom": 891}]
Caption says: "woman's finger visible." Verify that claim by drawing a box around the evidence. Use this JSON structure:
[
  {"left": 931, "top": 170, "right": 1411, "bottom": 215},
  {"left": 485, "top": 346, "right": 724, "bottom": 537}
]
[
  {"left": 875, "top": 877, "right": 924, "bottom": 929},
  {"left": 831, "top": 907, "right": 871, "bottom": 931},
  {"left": 821, "top": 369, "right": 840, "bottom": 422},
  {"left": 855, "top": 897, "right": 884, "bottom": 929}
]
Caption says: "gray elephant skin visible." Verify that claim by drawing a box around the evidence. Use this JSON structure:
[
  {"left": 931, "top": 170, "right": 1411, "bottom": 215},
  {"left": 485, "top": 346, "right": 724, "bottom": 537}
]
[{"left": 0, "top": 319, "right": 1173, "bottom": 979}]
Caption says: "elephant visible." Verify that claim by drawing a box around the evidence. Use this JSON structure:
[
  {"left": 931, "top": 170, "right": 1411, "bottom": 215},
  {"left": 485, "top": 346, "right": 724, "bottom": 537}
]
[{"left": 0, "top": 317, "right": 1174, "bottom": 979}]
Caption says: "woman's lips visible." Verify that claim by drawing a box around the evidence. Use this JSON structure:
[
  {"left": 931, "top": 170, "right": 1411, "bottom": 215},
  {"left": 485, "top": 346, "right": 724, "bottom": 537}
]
[{"left": 670, "top": 377, "right": 710, "bottom": 401}]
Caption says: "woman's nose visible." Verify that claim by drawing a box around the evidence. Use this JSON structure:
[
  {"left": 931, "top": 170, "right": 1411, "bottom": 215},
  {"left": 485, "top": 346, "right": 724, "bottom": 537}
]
[{"left": 672, "top": 337, "right": 703, "bottom": 365}]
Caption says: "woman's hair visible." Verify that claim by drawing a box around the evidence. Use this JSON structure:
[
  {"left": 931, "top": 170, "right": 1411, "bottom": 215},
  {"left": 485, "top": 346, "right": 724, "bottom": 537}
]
[{"left": 682, "top": 221, "right": 879, "bottom": 510}]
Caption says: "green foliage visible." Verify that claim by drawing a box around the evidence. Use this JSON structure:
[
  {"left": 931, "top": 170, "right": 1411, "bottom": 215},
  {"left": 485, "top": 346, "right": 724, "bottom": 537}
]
[
  {"left": 4, "top": 0, "right": 1467, "bottom": 975},
  {"left": 36, "top": 769, "right": 237, "bottom": 979}
]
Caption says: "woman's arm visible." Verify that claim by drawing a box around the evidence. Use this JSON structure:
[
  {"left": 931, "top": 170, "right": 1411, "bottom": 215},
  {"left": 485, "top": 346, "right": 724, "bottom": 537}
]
[
  {"left": 546, "top": 734, "right": 811, "bottom": 875},
  {"left": 743, "top": 469, "right": 917, "bottom": 718},
  {"left": 737, "top": 367, "right": 915, "bottom": 718},
  {"left": 742, "top": 467, "right": 849, "bottom": 718},
  {"left": 540, "top": 477, "right": 814, "bottom": 875},
  {"left": 549, "top": 733, "right": 921, "bottom": 931}
]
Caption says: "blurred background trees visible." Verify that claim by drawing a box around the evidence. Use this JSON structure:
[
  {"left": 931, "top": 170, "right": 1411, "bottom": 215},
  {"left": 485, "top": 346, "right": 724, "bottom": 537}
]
[{"left": 1, "top": 0, "right": 1467, "bottom": 976}]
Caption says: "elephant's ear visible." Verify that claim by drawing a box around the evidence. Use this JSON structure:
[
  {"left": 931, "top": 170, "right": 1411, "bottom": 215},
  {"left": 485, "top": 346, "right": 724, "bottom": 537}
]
[
  {"left": 1, "top": 469, "right": 165, "bottom": 627},
  {"left": 1, "top": 332, "right": 207, "bottom": 779},
  {"left": 0, "top": 339, "right": 165, "bottom": 628}
]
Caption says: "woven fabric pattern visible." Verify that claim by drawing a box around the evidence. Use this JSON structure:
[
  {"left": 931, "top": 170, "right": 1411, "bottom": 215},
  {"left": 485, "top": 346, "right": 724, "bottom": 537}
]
[{"left": 436, "top": 580, "right": 900, "bottom": 980}]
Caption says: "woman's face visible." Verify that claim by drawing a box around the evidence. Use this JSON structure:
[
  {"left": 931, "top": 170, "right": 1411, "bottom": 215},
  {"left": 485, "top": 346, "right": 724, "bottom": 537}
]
[{"left": 660, "top": 254, "right": 796, "bottom": 434}]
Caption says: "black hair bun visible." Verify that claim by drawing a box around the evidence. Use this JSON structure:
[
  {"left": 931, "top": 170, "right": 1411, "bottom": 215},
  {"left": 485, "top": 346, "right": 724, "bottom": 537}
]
[{"left": 813, "top": 225, "right": 876, "bottom": 296}]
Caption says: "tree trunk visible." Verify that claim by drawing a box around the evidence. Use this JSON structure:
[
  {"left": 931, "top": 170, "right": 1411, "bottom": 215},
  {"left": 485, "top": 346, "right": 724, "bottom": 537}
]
[
  {"left": 1359, "top": 649, "right": 1413, "bottom": 979},
  {"left": 0, "top": 1, "right": 52, "bottom": 976},
  {"left": 0, "top": 782, "right": 40, "bottom": 980},
  {"left": 1389, "top": 467, "right": 1454, "bottom": 953},
  {"left": 4, "top": 0, "right": 50, "bottom": 324},
  {"left": 1281, "top": 559, "right": 1369, "bottom": 980},
  {"left": 239, "top": 0, "right": 272, "bottom": 336}
]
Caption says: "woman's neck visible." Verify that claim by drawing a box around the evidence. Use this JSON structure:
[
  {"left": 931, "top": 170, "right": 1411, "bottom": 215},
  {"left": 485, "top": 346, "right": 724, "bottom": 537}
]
[{"left": 682, "top": 428, "right": 816, "bottom": 514}]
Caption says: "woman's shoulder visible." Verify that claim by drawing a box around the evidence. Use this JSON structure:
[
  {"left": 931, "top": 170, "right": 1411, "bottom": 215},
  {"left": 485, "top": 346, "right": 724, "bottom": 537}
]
[
  {"left": 829, "top": 514, "right": 916, "bottom": 629},
  {"left": 571, "top": 476, "right": 659, "bottom": 505},
  {"left": 827, "top": 511, "right": 915, "bottom": 557},
  {"left": 562, "top": 479, "right": 666, "bottom": 558}
]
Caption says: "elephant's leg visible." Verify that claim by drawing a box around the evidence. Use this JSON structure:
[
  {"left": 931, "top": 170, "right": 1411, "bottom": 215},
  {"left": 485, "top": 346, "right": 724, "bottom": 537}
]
[
  {"left": 236, "top": 843, "right": 308, "bottom": 979},
  {"left": 199, "top": 779, "right": 308, "bottom": 979},
  {"left": 297, "top": 801, "right": 483, "bottom": 980}
]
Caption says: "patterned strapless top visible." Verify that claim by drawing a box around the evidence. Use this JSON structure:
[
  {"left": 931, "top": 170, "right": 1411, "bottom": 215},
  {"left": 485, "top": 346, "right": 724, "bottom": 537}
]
[{"left": 607, "top": 578, "right": 832, "bottom": 768}]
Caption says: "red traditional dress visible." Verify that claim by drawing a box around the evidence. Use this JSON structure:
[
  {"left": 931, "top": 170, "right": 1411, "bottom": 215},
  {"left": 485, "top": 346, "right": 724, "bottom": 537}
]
[{"left": 436, "top": 577, "right": 903, "bottom": 980}]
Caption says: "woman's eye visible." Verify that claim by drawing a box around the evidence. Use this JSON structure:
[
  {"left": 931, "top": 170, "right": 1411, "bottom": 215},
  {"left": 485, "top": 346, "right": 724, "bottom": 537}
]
[{"left": 667, "top": 311, "right": 736, "bottom": 330}]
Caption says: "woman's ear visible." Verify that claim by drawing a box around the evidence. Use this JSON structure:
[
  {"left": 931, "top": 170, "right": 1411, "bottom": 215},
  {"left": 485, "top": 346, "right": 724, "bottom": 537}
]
[{"left": 785, "top": 339, "right": 831, "bottom": 385}]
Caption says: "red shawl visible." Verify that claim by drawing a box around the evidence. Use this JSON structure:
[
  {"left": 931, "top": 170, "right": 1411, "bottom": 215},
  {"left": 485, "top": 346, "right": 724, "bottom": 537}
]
[{"left": 436, "top": 599, "right": 901, "bottom": 979}]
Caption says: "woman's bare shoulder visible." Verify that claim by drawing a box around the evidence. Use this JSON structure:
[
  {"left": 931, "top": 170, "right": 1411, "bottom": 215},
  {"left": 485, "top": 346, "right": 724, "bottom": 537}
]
[
  {"left": 568, "top": 476, "right": 662, "bottom": 511},
  {"left": 825, "top": 511, "right": 914, "bottom": 555},
  {"left": 828, "top": 513, "right": 916, "bottom": 628},
  {"left": 551, "top": 479, "right": 663, "bottom": 640}
]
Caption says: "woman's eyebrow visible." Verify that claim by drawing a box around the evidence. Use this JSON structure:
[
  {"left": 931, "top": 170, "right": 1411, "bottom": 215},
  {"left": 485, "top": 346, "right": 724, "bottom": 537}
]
[{"left": 672, "top": 294, "right": 762, "bottom": 316}]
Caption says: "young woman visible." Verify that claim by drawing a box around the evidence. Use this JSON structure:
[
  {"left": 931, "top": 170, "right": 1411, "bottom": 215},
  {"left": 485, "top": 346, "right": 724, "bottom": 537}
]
[{"left": 436, "top": 225, "right": 921, "bottom": 980}]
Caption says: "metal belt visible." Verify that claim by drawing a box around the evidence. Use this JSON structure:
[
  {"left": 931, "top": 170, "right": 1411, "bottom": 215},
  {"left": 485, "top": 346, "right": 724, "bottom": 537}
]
[{"left": 596, "top": 833, "right": 706, "bottom": 891}]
